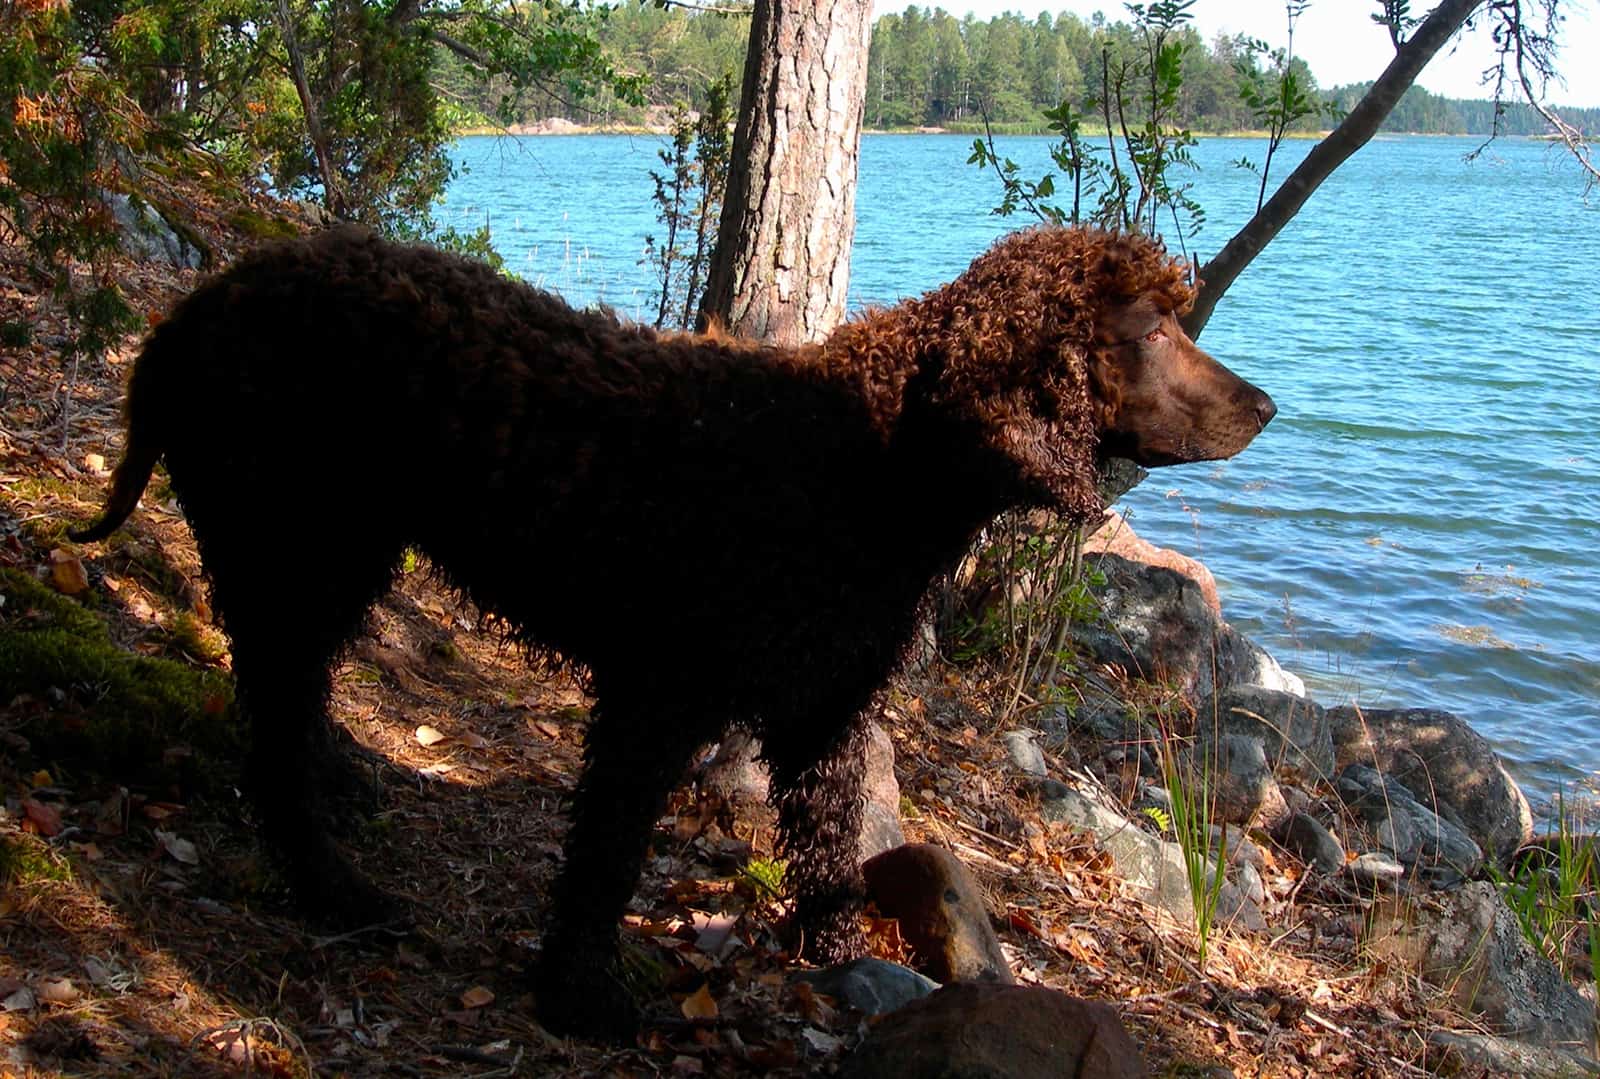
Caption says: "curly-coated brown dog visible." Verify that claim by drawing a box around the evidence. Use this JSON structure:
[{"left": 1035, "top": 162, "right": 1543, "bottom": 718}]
[{"left": 74, "top": 224, "right": 1274, "bottom": 1040}]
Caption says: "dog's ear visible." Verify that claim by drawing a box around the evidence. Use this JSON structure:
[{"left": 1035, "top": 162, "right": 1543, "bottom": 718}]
[{"left": 987, "top": 388, "right": 1103, "bottom": 520}]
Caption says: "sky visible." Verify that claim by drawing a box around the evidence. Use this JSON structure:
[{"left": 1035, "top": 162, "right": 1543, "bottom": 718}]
[{"left": 870, "top": 1, "right": 1600, "bottom": 108}]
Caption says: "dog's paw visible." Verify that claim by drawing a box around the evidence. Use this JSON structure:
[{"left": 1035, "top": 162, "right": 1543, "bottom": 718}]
[
  {"left": 288, "top": 840, "right": 410, "bottom": 931},
  {"left": 532, "top": 953, "right": 641, "bottom": 1044}
]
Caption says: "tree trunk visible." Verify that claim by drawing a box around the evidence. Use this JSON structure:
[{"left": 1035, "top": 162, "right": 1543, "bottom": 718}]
[
  {"left": 698, "top": 0, "right": 875, "bottom": 346},
  {"left": 1182, "top": 0, "right": 1483, "bottom": 337},
  {"left": 273, "top": 0, "right": 346, "bottom": 219}
]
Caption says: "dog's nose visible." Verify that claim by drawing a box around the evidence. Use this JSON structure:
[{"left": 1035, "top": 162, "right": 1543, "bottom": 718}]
[{"left": 1255, "top": 393, "right": 1277, "bottom": 431}]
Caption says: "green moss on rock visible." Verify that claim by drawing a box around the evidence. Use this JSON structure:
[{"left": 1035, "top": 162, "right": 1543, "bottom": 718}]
[{"left": 0, "top": 568, "right": 240, "bottom": 786}]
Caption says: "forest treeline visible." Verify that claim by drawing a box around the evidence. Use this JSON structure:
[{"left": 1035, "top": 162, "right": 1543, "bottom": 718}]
[{"left": 457, "top": 2, "right": 1599, "bottom": 137}]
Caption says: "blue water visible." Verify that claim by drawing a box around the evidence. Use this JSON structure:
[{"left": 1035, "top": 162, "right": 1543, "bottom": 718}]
[{"left": 438, "top": 133, "right": 1600, "bottom": 809}]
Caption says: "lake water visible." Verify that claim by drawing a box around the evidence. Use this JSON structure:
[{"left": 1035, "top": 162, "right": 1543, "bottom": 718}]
[{"left": 437, "top": 133, "right": 1599, "bottom": 811}]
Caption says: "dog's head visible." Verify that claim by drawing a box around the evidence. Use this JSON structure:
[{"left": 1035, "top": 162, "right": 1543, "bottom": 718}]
[
  {"left": 1088, "top": 292, "right": 1276, "bottom": 467},
  {"left": 917, "top": 227, "right": 1274, "bottom": 518}
]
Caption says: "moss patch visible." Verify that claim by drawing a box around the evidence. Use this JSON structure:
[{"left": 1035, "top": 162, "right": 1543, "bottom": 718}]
[
  {"left": 226, "top": 209, "right": 300, "bottom": 240},
  {"left": 0, "top": 833, "right": 73, "bottom": 885},
  {"left": 0, "top": 568, "right": 239, "bottom": 788}
]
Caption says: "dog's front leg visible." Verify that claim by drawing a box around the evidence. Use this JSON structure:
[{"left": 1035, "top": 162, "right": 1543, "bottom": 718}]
[
  {"left": 767, "top": 711, "right": 872, "bottom": 965},
  {"left": 534, "top": 695, "right": 704, "bottom": 1042}
]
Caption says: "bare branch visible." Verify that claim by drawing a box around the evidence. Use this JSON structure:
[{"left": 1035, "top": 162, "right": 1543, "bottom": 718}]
[{"left": 1183, "top": 0, "right": 1482, "bottom": 337}]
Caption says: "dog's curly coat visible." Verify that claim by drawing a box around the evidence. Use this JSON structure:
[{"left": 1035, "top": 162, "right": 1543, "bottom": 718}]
[{"left": 75, "top": 224, "right": 1273, "bottom": 1039}]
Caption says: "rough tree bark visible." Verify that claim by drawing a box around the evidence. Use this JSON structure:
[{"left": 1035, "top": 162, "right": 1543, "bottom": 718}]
[
  {"left": 698, "top": 0, "right": 875, "bottom": 346},
  {"left": 1185, "top": 0, "right": 1509, "bottom": 337}
]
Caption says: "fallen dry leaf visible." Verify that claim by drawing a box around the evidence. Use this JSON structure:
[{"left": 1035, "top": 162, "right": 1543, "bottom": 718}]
[
  {"left": 415, "top": 724, "right": 449, "bottom": 747},
  {"left": 154, "top": 829, "right": 199, "bottom": 865},
  {"left": 2, "top": 987, "right": 36, "bottom": 1013},
  {"left": 29, "top": 769, "right": 51, "bottom": 788},
  {"left": 459, "top": 985, "right": 494, "bottom": 1009},
  {"left": 49, "top": 550, "right": 90, "bottom": 595},
  {"left": 692, "top": 911, "right": 739, "bottom": 956},
  {"left": 21, "top": 798, "right": 62, "bottom": 837},
  {"left": 83, "top": 452, "right": 109, "bottom": 476},
  {"left": 679, "top": 983, "right": 718, "bottom": 1020},
  {"left": 37, "top": 977, "right": 79, "bottom": 1005}
]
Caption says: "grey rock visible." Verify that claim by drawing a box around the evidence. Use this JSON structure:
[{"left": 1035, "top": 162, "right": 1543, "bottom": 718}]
[
  {"left": 1188, "top": 733, "right": 1273, "bottom": 826},
  {"left": 1073, "top": 554, "right": 1304, "bottom": 702},
  {"left": 1023, "top": 777, "right": 1073, "bottom": 802},
  {"left": 793, "top": 958, "right": 938, "bottom": 1017},
  {"left": 107, "top": 193, "right": 202, "bottom": 269},
  {"left": 1346, "top": 852, "right": 1405, "bottom": 892},
  {"left": 697, "top": 722, "right": 903, "bottom": 865},
  {"left": 1234, "top": 861, "right": 1266, "bottom": 907},
  {"left": 1041, "top": 784, "right": 1264, "bottom": 931},
  {"left": 1001, "top": 730, "right": 1048, "bottom": 777},
  {"left": 860, "top": 800, "right": 906, "bottom": 863},
  {"left": 1426, "top": 1031, "right": 1600, "bottom": 1077},
  {"left": 859, "top": 722, "right": 905, "bottom": 862},
  {"left": 1367, "top": 881, "right": 1595, "bottom": 1052},
  {"left": 1197, "top": 685, "right": 1331, "bottom": 784},
  {"left": 1336, "top": 763, "right": 1483, "bottom": 875},
  {"left": 1280, "top": 812, "right": 1345, "bottom": 874},
  {"left": 1042, "top": 691, "right": 1142, "bottom": 746},
  {"left": 1216, "top": 630, "right": 1306, "bottom": 697},
  {"left": 1210, "top": 828, "right": 1265, "bottom": 874},
  {"left": 1329, "top": 706, "right": 1533, "bottom": 863}
]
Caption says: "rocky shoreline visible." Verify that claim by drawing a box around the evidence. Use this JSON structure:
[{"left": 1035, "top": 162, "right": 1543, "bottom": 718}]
[{"left": 704, "top": 510, "right": 1599, "bottom": 1076}]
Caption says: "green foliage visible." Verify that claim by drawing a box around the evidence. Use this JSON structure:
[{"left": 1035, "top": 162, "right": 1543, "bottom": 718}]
[
  {"left": 1159, "top": 729, "right": 1227, "bottom": 970},
  {"left": 969, "top": 2, "right": 1203, "bottom": 239},
  {"left": 1492, "top": 793, "right": 1600, "bottom": 983},
  {"left": 0, "top": 568, "right": 239, "bottom": 787},
  {"left": 641, "top": 71, "right": 733, "bottom": 330},
  {"left": 949, "top": 512, "right": 1103, "bottom": 720},
  {"left": 0, "top": 0, "right": 642, "bottom": 456},
  {"left": 1229, "top": 7, "right": 1341, "bottom": 213},
  {"left": 740, "top": 856, "right": 786, "bottom": 899},
  {"left": 0, "top": 0, "right": 145, "bottom": 363}
]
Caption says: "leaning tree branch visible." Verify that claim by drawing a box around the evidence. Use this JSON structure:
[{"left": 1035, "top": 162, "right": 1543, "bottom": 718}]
[{"left": 1182, "top": 0, "right": 1484, "bottom": 337}]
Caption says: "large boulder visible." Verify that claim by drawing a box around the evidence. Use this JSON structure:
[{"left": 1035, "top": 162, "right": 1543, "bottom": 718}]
[
  {"left": 1083, "top": 510, "right": 1221, "bottom": 614},
  {"left": 861, "top": 844, "right": 1012, "bottom": 985},
  {"left": 1329, "top": 707, "right": 1533, "bottom": 863},
  {"left": 1073, "top": 554, "right": 1303, "bottom": 702},
  {"left": 107, "top": 193, "right": 203, "bottom": 269},
  {"left": 1185, "top": 733, "right": 1274, "bottom": 827},
  {"left": 1279, "top": 812, "right": 1346, "bottom": 874},
  {"left": 1336, "top": 763, "right": 1483, "bottom": 877},
  {"left": 839, "top": 983, "right": 1146, "bottom": 1079},
  {"left": 1197, "top": 684, "right": 1330, "bottom": 784},
  {"left": 1366, "top": 881, "right": 1594, "bottom": 1053},
  {"left": 1426, "top": 1031, "right": 1600, "bottom": 1077}
]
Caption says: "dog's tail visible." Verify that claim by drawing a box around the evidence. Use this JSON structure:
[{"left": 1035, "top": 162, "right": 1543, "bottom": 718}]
[{"left": 68, "top": 331, "right": 175, "bottom": 543}]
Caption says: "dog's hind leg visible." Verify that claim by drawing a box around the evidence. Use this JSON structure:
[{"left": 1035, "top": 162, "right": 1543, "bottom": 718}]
[
  {"left": 765, "top": 707, "right": 872, "bottom": 965},
  {"left": 202, "top": 533, "right": 405, "bottom": 927},
  {"left": 534, "top": 687, "right": 709, "bottom": 1042}
]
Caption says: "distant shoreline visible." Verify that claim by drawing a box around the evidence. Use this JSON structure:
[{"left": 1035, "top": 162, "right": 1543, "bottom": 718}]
[{"left": 453, "top": 121, "right": 1575, "bottom": 141}]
